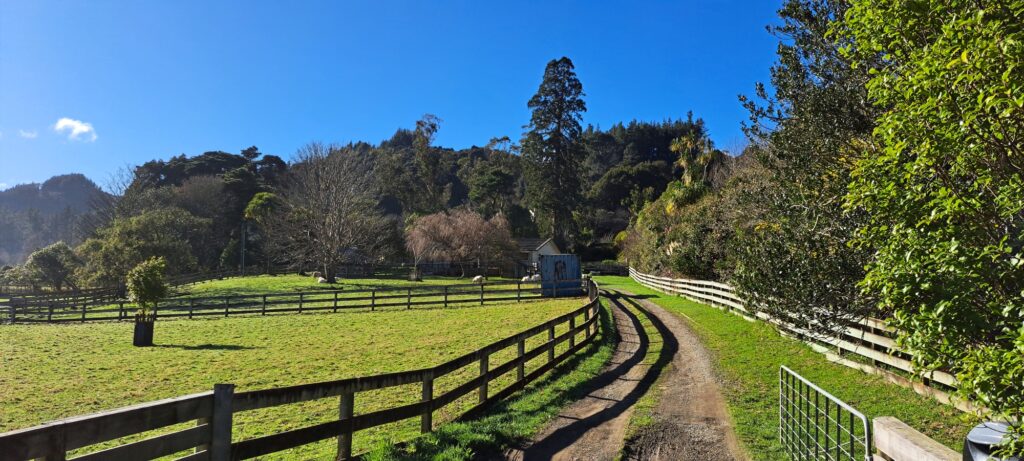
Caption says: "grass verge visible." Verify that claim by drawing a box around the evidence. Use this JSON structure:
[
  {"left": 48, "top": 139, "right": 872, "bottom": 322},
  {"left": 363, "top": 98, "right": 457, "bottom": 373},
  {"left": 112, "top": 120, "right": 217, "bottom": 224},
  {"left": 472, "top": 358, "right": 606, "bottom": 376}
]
[
  {"left": 363, "top": 297, "right": 617, "bottom": 460},
  {"left": 595, "top": 276, "right": 977, "bottom": 460}
]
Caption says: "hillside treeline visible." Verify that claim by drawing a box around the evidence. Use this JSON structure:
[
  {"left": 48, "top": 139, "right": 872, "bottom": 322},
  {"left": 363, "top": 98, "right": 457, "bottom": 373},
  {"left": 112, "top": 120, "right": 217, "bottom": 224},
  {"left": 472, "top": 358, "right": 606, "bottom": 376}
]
[
  {"left": 623, "top": 0, "right": 1024, "bottom": 449},
  {"left": 1, "top": 57, "right": 716, "bottom": 288}
]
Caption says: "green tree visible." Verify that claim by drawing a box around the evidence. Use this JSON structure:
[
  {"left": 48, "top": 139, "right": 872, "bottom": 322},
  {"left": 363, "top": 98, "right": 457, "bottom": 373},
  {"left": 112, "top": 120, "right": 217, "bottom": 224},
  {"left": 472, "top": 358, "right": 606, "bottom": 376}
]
[
  {"left": 843, "top": 1, "right": 1024, "bottom": 449},
  {"left": 730, "top": 0, "right": 878, "bottom": 335},
  {"left": 522, "top": 57, "right": 587, "bottom": 247},
  {"left": 24, "top": 241, "right": 81, "bottom": 291},
  {"left": 76, "top": 208, "right": 209, "bottom": 286},
  {"left": 126, "top": 256, "right": 168, "bottom": 317}
]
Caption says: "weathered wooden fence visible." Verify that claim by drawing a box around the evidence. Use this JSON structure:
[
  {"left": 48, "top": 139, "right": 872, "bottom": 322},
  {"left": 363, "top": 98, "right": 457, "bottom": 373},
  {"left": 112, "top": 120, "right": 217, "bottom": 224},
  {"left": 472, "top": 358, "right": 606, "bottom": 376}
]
[
  {"left": 628, "top": 268, "right": 972, "bottom": 412},
  {"left": 0, "top": 280, "right": 603, "bottom": 461},
  {"left": 3, "top": 280, "right": 574, "bottom": 324}
]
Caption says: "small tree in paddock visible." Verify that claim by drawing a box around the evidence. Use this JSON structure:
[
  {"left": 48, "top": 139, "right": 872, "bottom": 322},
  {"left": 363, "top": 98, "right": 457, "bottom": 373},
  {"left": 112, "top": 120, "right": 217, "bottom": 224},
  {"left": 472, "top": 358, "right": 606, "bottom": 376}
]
[{"left": 126, "top": 257, "right": 168, "bottom": 347}]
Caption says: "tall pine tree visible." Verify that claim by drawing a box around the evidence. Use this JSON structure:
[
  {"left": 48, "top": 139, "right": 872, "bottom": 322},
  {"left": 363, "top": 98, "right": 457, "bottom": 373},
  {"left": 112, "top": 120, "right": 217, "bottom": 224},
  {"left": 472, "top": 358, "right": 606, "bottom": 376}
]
[{"left": 522, "top": 57, "right": 587, "bottom": 247}]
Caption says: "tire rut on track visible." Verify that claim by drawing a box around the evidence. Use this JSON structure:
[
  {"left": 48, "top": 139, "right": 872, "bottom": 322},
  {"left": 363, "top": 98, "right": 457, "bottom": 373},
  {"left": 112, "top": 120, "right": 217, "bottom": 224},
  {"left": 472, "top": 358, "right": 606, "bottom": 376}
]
[{"left": 505, "top": 290, "right": 745, "bottom": 461}]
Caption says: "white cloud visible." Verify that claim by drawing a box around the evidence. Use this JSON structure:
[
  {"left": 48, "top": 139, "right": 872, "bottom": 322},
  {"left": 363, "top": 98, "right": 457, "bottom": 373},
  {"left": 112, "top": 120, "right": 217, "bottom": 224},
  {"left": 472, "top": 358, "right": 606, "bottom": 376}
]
[
  {"left": 0, "top": 183, "right": 7, "bottom": 190},
  {"left": 19, "top": 129, "right": 38, "bottom": 139},
  {"left": 53, "top": 117, "right": 97, "bottom": 142}
]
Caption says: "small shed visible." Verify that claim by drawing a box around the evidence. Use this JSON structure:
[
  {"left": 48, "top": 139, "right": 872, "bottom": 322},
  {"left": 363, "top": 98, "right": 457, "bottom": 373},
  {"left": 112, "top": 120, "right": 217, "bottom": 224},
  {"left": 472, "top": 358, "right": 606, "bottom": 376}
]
[
  {"left": 539, "top": 254, "right": 583, "bottom": 297},
  {"left": 515, "top": 237, "right": 561, "bottom": 269}
]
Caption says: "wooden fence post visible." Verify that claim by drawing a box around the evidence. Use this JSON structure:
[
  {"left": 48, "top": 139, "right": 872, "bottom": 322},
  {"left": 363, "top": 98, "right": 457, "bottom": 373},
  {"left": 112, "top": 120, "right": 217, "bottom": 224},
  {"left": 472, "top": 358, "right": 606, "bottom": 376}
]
[
  {"left": 584, "top": 307, "right": 591, "bottom": 337},
  {"left": 516, "top": 281, "right": 521, "bottom": 302},
  {"left": 224, "top": 298, "right": 229, "bottom": 317},
  {"left": 262, "top": 295, "right": 267, "bottom": 315},
  {"left": 479, "top": 352, "right": 489, "bottom": 403},
  {"left": 371, "top": 290, "right": 375, "bottom": 311},
  {"left": 548, "top": 325, "right": 555, "bottom": 362},
  {"left": 517, "top": 339, "right": 525, "bottom": 381},
  {"left": 480, "top": 283, "right": 485, "bottom": 305},
  {"left": 81, "top": 303, "right": 87, "bottom": 322},
  {"left": 338, "top": 391, "right": 355, "bottom": 460},
  {"left": 443, "top": 286, "right": 448, "bottom": 308},
  {"left": 569, "top": 317, "right": 576, "bottom": 349},
  {"left": 48, "top": 304, "right": 53, "bottom": 322},
  {"left": 421, "top": 372, "right": 433, "bottom": 433},
  {"left": 407, "top": 288, "right": 412, "bottom": 310},
  {"left": 333, "top": 292, "right": 338, "bottom": 313},
  {"left": 154, "top": 301, "right": 159, "bottom": 320},
  {"left": 188, "top": 299, "right": 194, "bottom": 319},
  {"left": 210, "top": 383, "right": 234, "bottom": 461},
  {"left": 299, "top": 293, "right": 304, "bottom": 313}
]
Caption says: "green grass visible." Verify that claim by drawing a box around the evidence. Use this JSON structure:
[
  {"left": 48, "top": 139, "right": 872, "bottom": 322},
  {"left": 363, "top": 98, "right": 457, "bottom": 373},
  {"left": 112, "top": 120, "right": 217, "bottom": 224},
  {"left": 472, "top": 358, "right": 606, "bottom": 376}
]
[
  {"left": 0, "top": 296, "right": 587, "bottom": 459},
  {"left": 179, "top": 274, "right": 513, "bottom": 298},
  {"left": 363, "top": 298, "right": 618, "bottom": 460},
  {"left": 595, "top": 276, "right": 977, "bottom": 460}
]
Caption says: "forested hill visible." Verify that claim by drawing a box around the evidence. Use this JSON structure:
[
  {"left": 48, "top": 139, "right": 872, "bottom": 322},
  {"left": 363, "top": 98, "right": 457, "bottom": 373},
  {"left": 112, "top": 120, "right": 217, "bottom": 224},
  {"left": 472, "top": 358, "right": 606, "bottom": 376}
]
[
  {"left": 0, "top": 174, "right": 109, "bottom": 266},
  {"left": 0, "top": 174, "right": 106, "bottom": 214}
]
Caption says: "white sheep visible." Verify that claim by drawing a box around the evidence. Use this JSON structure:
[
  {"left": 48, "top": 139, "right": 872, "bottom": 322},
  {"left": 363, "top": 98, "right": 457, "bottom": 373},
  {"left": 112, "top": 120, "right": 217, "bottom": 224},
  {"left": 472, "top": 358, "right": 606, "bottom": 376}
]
[
  {"left": 521, "top": 275, "right": 531, "bottom": 282},
  {"left": 317, "top": 277, "right": 328, "bottom": 283},
  {"left": 472, "top": 275, "right": 486, "bottom": 284},
  {"left": 528, "top": 274, "right": 542, "bottom": 282}
]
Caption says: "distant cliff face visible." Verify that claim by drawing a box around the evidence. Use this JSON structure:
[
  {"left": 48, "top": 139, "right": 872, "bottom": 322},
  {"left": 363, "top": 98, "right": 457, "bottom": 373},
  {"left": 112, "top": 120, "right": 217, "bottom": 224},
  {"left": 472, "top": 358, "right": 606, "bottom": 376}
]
[{"left": 0, "top": 174, "right": 110, "bottom": 266}]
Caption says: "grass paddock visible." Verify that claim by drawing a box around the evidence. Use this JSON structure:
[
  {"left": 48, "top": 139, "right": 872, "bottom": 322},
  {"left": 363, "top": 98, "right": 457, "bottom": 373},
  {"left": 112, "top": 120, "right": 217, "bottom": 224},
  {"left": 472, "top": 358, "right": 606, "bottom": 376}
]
[{"left": 0, "top": 294, "right": 587, "bottom": 459}]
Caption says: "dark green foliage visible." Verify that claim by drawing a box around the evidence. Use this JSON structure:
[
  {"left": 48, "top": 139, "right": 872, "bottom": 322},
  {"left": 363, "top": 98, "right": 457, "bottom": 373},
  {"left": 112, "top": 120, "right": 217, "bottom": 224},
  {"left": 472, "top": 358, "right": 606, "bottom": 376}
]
[
  {"left": 24, "top": 241, "right": 81, "bottom": 291},
  {"left": 728, "top": 0, "right": 878, "bottom": 334},
  {"left": 522, "top": 57, "right": 587, "bottom": 248},
  {"left": 76, "top": 208, "right": 210, "bottom": 286}
]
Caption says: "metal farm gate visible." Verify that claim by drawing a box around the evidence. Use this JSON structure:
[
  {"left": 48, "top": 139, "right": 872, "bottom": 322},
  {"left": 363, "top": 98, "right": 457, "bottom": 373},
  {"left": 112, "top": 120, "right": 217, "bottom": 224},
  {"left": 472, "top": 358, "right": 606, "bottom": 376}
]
[{"left": 780, "top": 365, "right": 872, "bottom": 461}]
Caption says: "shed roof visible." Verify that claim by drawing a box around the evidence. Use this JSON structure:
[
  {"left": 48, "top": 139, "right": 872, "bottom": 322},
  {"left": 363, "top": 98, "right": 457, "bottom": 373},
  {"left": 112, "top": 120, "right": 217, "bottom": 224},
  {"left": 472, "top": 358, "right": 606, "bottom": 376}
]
[{"left": 515, "top": 237, "right": 554, "bottom": 252}]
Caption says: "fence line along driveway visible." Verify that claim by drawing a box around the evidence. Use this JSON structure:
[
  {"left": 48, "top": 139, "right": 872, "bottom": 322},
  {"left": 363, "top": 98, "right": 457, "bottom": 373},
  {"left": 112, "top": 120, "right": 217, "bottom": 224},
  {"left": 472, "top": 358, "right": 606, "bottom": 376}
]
[
  {"left": 627, "top": 268, "right": 975, "bottom": 413},
  {"left": 3, "top": 279, "right": 588, "bottom": 324},
  {"left": 0, "top": 280, "right": 604, "bottom": 461}
]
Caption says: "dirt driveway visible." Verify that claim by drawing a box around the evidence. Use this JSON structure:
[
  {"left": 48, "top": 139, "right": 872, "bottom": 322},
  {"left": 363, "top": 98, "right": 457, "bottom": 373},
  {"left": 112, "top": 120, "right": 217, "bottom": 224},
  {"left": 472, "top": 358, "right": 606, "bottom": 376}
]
[{"left": 506, "top": 290, "right": 745, "bottom": 461}]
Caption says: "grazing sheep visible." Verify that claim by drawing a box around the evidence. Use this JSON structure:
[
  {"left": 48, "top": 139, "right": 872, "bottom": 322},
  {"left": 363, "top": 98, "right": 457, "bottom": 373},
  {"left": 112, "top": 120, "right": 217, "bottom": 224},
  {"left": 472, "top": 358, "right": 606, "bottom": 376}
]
[
  {"left": 472, "top": 275, "right": 486, "bottom": 283},
  {"left": 521, "top": 276, "right": 531, "bottom": 282},
  {"left": 317, "top": 277, "right": 328, "bottom": 283},
  {"left": 529, "top": 274, "right": 542, "bottom": 282}
]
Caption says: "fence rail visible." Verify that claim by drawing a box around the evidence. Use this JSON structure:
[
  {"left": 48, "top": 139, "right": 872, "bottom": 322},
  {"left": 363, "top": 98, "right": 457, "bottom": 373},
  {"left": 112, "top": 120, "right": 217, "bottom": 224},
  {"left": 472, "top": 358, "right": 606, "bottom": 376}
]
[
  {"left": 628, "top": 268, "right": 969, "bottom": 410},
  {"left": 0, "top": 280, "right": 603, "bottom": 461},
  {"left": 3, "top": 279, "right": 583, "bottom": 324},
  {"left": 780, "top": 365, "right": 872, "bottom": 461}
]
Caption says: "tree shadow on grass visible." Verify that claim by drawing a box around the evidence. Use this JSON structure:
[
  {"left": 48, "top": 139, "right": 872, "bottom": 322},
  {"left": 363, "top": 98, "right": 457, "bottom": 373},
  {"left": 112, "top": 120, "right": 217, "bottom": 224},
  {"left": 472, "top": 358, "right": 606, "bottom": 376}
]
[{"left": 153, "top": 343, "right": 260, "bottom": 351}]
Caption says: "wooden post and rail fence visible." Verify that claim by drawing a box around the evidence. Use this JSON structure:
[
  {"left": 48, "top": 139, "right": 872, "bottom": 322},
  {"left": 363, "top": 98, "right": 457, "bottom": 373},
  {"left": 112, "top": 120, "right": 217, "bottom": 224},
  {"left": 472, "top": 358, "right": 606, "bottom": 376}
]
[
  {"left": 0, "top": 280, "right": 603, "bottom": 461},
  {"left": 629, "top": 268, "right": 970, "bottom": 461},
  {"left": 2, "top": 280, "right": 556, "bottom": 324}
]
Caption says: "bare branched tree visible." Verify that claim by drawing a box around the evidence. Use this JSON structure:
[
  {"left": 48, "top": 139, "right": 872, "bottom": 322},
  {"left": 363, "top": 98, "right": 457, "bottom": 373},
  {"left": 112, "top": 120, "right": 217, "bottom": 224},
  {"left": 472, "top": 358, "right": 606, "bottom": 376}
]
[
  {"left": 406, "top": 208, "right": 517, "bottom": 276},
  {"left": 263, "top": 142, "right": 394, "bottom": 282}
]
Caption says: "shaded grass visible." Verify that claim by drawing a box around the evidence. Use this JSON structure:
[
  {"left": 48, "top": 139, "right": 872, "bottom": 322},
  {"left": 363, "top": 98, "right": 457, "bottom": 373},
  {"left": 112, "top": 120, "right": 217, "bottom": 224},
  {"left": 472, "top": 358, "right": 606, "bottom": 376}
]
[
  {"left": 180, "top": 274, "right": 512, "bottom": 298},
  {"left": 595, "top": 276, "right": 977, "bottom": 460},
  {"left": 363, "top": 297, "right": 617, "bottom": 460},
  {"left": 0, "top": 297, "right": 585, "bottom": 459}
]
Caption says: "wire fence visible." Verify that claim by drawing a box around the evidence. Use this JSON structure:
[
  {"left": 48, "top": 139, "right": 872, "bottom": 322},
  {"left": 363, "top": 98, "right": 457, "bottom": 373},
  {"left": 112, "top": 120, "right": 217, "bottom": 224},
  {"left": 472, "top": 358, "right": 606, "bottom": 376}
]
[{"left": 780, "top": 365, "right": 871, "bottom": 461}]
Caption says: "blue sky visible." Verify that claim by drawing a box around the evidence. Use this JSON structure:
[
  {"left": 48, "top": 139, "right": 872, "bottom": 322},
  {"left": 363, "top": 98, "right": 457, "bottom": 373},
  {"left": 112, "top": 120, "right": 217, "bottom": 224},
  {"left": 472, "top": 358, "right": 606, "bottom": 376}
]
[{"left": 0, "top": 1, "right": 782, "bottom": 190}]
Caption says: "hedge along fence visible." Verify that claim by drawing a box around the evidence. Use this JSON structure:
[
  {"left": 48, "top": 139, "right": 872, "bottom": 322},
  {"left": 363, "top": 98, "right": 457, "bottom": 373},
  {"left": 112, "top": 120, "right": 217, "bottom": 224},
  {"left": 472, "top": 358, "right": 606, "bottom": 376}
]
[
  {"left": 3, "top": 280, "right": 575, "bottom": 324},
  {"left": 0, "top": 280, "right": 603, "bottom": 461},
  {"left": 627, "top": 268, "right": 979, "bottom": 414}
]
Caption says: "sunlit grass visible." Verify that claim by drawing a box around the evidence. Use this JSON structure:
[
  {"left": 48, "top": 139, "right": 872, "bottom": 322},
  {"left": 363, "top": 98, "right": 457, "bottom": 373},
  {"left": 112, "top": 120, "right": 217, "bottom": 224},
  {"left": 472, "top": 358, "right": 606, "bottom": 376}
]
[{"left": 0, "top": 296, "right": 585, "bottom": 459}]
